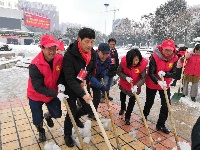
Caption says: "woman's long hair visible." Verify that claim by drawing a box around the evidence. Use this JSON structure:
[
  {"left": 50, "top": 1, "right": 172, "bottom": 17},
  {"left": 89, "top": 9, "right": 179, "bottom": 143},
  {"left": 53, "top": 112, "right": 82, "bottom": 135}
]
[{"left": 126, "top": 48, "right": 142, "bottom": 69}]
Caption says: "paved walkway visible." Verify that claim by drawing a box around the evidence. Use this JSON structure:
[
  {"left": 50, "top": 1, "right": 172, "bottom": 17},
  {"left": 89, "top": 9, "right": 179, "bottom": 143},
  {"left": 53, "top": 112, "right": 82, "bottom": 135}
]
[{"left": 0, "top": 97, "right": 190, "bottom": 150}]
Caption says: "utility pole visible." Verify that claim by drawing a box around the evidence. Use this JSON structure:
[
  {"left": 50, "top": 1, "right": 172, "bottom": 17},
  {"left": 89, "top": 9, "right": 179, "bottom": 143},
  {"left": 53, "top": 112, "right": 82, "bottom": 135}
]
[
  {"left": 110, "top": 8, "right": 119, "bottom": 22},
  {"left": 104, "top": 3, "right": 109, "bottom": 36}
]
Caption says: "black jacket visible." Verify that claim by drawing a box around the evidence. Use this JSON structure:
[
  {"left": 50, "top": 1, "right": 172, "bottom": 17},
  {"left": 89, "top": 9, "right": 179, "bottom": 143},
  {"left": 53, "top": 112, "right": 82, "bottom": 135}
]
[
  {"left": 62, "top": 41, "right": 96, "bottom": 98},
  {"left": 192, "top": 117, "right": 200, "bottom": 150},
  {"left": 107, "top": 48, "right": 119, "bottom": 77}
]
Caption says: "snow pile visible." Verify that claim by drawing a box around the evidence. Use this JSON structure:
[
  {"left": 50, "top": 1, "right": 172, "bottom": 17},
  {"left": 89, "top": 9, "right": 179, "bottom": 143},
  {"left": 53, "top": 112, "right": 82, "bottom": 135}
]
[
  {"left": 172, "top": 141, "right": 191, "bottom": 150},
  {"left": 72, "top": 120, "right": 92, "bottom": 147},
  {"left": 44, "top": 141, "right": 61, "bottom": 150},
  {"left": 101, "top": 118, "right": 111, "bottom": 130},
  {"left": 129, "top": 128, "right": 138, "bottom": 141},
  {"left": 180, "top": 97, "right": 200, "bottom": 110}
]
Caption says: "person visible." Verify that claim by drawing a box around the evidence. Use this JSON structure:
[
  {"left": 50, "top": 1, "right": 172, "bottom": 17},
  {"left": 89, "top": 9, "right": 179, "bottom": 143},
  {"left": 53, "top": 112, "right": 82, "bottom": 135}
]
[
  {"left": 191, "top": 116, "right": 200, "bottom": 150},
  {"left": 143, "top": 39, "right": 178, "bottom": 134},
  {"left": 170, "top": 46, "right": 187, "bottom": 86},
  {"left": 117, "top": 48, "right": 148, "bottom": 125},
  {"left": 88, "top": 43, "right": 111, "bottom": 119},
  {"left": 181, "top": 44, "right": 200, "bottom": 102},
  {"left": 27, "top": 34, "right": 66, "bottom": 142},
  {"left": 57, "top": 38, "right": 65, "bottom": 56},
  {"left": 62, "top": 27, "right": 95, "bottom": 147},
  {"left": 103, "top": 38, "right": 119, "bottom": 101}
]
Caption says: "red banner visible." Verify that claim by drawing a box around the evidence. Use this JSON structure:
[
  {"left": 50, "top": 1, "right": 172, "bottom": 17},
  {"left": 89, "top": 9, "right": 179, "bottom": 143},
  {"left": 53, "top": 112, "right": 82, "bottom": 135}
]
[{"left": 24, "top": 13, "right": 50, "bottom": 30}]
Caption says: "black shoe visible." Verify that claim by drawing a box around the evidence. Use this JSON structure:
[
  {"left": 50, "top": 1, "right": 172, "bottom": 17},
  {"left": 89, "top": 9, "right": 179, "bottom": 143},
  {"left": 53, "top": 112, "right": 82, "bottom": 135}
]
[
  {"left": 156, "top": 125, "right": 170, "bottom": 134},
  {"left": 64, "top": 135, "right": 75, "bottom": 147},
  {"left": 88, "top": 114, "right": 96, "bottom": 120},
  {"left": 119, "top": 110, "right": 125, "bottom": 115},
  {"left": 108, "top": 96, "right": 113, "bottom": 101},
  {"left": 125, "top": 119, "right": 130, "bottom": 125},
  {"left": 191, "top": 97, "right": 196, "bottom": 102},
  {"left": 182, "top": 94, "right": 185, "bottom": 97},
  {"left": 75, "top": 119, "right": 84, "bottom": 128},
  {"left": 38, "top": 128, "right": 46, "bottom": 142},
  {"left": 44, "top": 113, "right": 54, "bottom": 128}
]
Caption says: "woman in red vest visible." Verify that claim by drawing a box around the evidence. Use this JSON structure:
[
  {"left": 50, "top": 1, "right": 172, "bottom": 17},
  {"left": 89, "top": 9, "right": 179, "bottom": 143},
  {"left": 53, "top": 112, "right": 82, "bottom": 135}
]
[
  {"left": 143, "top": 39, "right": 178, "bottom": 134},
  {"left": 181, "top": 44, "right": 200, "bottom": 102},
  {"left": 117, "top": 48, "right": 148, "bottom": 125}
]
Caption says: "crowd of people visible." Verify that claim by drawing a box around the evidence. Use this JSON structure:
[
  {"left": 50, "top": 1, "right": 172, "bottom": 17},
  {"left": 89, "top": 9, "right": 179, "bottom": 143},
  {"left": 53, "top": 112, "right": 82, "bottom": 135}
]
[{"left": 27, "top": 27, "right": 200, "bottom": 149}]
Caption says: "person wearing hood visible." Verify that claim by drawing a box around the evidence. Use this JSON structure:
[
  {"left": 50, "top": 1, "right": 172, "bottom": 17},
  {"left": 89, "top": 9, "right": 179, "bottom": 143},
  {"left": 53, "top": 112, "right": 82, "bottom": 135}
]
[{"left": 143, "top": 39, "right": 178, "bottom": 134}]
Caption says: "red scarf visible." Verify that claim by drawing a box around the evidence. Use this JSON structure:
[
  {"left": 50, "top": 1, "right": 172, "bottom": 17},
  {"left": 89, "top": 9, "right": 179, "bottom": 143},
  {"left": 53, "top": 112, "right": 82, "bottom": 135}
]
[{"left": 78, "top": 42, "right": 91, "bottom": 66}]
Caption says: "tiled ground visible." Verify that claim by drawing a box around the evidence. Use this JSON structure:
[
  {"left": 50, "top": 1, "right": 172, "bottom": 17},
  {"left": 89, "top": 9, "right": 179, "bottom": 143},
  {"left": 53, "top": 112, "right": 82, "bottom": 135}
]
[{"left": 0, "top": 97, "right": 190, "bottom": 150}]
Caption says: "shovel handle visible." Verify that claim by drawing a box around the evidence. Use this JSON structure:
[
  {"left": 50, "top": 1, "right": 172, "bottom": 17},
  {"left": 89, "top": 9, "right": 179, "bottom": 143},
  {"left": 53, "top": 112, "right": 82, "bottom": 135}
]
[
  {"left": 62, "top": 95, "right": 85, "bottom": 150},
  {"left": 83, "top": 80, "right": 113, "bottom": 150},
  {"left": 130, "top": 83, "right": 155, "bottom": 149},
  {"left": 161, "top": 76, "right": 180, "bottom": 149},
  {"left": 101, "top": 78, "right": 121, "bottom": 150}
]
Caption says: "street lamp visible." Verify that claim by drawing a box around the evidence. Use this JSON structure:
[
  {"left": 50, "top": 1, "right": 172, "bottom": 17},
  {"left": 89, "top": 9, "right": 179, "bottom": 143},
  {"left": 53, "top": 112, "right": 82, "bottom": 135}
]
[{"left": 104, "top": 3, "right": 109, "bottom": 35}]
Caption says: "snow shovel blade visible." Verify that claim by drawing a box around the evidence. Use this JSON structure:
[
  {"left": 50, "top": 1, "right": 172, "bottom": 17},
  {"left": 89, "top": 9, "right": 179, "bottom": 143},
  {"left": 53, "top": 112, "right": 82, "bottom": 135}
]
[{"left": 171, "top": 92, "right": 182, "bottom": 102}]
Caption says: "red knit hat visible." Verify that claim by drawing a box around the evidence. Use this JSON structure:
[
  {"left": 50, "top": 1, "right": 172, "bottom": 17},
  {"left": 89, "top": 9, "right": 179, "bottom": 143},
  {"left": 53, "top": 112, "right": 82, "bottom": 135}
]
[
  {"left": 39, "top": 34, "right": 58, "bottom": 48},
  {"left": 161, "top": 39, "right": 175, "bottom": 51}
]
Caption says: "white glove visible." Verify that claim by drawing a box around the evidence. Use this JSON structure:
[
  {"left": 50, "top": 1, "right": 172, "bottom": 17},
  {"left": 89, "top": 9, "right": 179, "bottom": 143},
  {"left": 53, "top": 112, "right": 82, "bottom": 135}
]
[
  {"left": 158, "top": 81, "right": 167, "bottom": 89},
  {"left": 57, "top": 93, "right": 69, "bottom": 103},
  {"left": 131, "top": 85, "right": 138, "bottom": 93},
  {"left": 158, "top": 71, "right": 166, "bottom": 78},
  {"left": 58, "top": 84, "right": 65, "bottom": 92},
  {"left": 126, "top": 77, "right": 132, "bottom": 83}
]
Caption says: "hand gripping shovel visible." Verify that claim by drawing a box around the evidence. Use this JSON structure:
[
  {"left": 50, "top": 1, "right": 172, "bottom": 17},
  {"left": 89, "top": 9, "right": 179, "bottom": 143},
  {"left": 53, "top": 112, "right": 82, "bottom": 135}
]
[
  {"left": 171, "top": 50, "right": 188, "bottom": 102},
  {"left": 161, "top": 76, "right": 181, "bottom": 150},
  {"left": 60, "top": 92, "right": 86, "bottom": 150},
  {"left": 130, "top": 83, "right": 155, "bottom": 150},
  {"left": 82, "top": 80, "right": 113, "bottom": 150},
  {"left": 101, "top": 78, "right": 122, "bottom": 150}
]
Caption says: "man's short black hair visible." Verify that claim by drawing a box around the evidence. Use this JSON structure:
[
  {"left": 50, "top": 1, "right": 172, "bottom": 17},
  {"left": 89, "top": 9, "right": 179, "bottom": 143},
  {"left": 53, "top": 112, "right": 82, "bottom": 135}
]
[
  {"left": 108, "top": 38, "right": 116, "bottom": 44},
  {"left": 78, "top": 27, "right": 95, "bottom": 40}
]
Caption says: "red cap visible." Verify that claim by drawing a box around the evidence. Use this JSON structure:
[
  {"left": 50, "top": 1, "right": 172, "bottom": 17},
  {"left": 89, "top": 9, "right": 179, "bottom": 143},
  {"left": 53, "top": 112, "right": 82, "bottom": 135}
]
[
  {"left": 39, "top": 34, "right": 58, "bottom": 48},
  {"left": 161, "top": 39, "right": 175, "bottom": 51},
  {"left": 57, "top": 40, "right": 64, "bottom": 51}
]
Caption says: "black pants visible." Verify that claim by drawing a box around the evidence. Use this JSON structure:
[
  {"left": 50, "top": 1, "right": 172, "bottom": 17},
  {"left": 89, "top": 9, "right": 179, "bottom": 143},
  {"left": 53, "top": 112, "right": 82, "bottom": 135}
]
[
  {"left": 120, "top": 91, "right": 136, "bottom": 120},
  {"left": 143, "top": 87, "right": 171, "bottom": 126},
  {"left": 64, "top": 94, "right": 91, "bottom": 136},
  {"left": 88, "top": 86, "right": 101, "bottom": 115}
]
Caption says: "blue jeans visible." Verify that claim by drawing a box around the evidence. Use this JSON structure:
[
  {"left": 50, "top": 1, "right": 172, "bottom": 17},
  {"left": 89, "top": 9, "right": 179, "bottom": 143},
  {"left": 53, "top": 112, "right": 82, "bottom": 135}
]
[
  {"left": 29, "top": 97, "right": 62, "bottom": 125},
  {"left": 104, "top": 75, "right": 113, "bottom": 93}
]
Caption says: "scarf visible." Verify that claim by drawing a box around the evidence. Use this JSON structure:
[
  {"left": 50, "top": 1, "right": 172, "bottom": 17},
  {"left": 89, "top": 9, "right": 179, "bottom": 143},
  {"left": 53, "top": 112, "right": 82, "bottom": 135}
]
[{"left": 78, "top": 41, "right": 91, "bottom": 66}]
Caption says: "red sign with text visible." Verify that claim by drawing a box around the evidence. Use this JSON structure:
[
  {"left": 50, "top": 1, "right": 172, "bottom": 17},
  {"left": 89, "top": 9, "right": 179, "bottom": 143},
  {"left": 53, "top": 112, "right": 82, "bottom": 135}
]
[{"left": 24, "top": 13, "right": 50, "bottom": 30}]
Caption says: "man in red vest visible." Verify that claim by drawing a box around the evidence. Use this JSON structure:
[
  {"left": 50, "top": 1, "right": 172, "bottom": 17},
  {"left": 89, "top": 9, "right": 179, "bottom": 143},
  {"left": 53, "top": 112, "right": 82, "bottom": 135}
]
[
  {"left": 143, "top": 39, "right": 178, "bottom": 134},
  {"left": 27, "top": 34, "right": 68, "bottom": 142}
]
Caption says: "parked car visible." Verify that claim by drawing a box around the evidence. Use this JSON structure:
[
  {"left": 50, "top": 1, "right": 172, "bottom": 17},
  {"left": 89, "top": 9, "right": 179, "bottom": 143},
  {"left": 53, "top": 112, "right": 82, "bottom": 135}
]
[{"left": 0, "top": 42, "right": 12, "bottom": 51}]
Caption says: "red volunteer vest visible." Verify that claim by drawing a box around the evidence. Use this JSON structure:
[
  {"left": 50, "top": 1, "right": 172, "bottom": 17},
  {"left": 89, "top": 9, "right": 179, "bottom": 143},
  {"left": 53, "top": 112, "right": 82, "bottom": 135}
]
[
  {"left": 184, "top": 54, "right": 200, "bottom": 76},
  {"left": 146, "top": 53, "right": 178, "bottom": 90},
  {"left": 119, "top": 56, "right": 148, "bottom": 91},
  {"left": 27, "top": 52, "right": 63, "bottom": 103}
]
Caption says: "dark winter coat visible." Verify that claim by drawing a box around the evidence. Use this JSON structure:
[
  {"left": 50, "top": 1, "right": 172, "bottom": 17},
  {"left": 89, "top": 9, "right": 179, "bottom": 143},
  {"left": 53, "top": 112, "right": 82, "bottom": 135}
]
[
  {"left": 192, "top": 116, "right": 200, "bottom": 150},
  {"left": 62, "top": 41, "right": 96, "bottom": 98},
  {"left": 90, "top": 52, "right": 111, "bottom": 88},
  {"left": 107, "top": 48, "right": 119, "bottom": 77}
]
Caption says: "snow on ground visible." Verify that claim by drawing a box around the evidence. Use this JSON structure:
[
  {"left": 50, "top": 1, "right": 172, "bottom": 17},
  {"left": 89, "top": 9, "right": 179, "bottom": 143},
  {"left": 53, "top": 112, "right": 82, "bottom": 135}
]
[{"left": 0, "top": 45, "right": 199, "bottom": 143}]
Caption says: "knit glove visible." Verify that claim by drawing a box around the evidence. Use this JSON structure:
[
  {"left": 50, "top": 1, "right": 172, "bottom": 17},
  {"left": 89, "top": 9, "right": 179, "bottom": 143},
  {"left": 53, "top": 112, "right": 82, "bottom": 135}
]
[
  {"left": 158, "top": 81, "right": 167, "bottom": 89},
  {"left": 131, "top": 85, "right": 138, "bottom": 93},
  {"left": 126, "top": 77, "right": 132, "bottom": 83},
  {"left": 57, "top": 93, "right": 69, "bottom": 103},
  {"left": 158, "top": 71, "right": 166, "bottom": 78},
  {"left": 58, "top": 84, "right": 65, "bottom": 92}
]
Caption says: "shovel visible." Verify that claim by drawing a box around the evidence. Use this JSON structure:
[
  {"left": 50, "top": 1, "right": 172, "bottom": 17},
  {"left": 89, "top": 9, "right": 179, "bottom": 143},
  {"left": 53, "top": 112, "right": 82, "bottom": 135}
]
[{"left": 171, "top": 50, "right": 187, "bottom": 102}]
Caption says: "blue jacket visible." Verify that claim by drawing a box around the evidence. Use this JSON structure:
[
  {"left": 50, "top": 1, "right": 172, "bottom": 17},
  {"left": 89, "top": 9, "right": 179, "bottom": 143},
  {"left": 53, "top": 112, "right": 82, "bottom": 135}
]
[{"left": 90, "top": 52, "right": 111, "bottom": 88}]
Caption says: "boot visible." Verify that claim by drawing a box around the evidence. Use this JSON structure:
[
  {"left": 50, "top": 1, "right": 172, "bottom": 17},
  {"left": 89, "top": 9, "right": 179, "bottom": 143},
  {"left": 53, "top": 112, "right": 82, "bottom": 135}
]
[
  {"left": 44, "top": 112, "right": 54, "bottom": 128},
  {"left": 75, "top": 118, "right": 84, "bottom": 128},
  {"left": 35, "top": 123, "right": 46, "bottom": 142},
  {"left": 156, "top": 124, "right": 170, "bottom": 134},
  {"left": 119, "top": 109, "right": 125, "bottom": 115},
  {"left": 88, "top": 113, "right": 96, "bottom": 121},
  {"left": 125, "top": 118, "right": 130, "bottom": 125},
  {"left": 191, "top": 97, "right": 196, "bottom": 102},
  {"left": 64, "top": 135, "right": 75, "bottom": 147}
]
